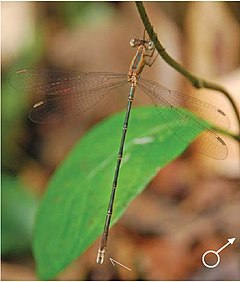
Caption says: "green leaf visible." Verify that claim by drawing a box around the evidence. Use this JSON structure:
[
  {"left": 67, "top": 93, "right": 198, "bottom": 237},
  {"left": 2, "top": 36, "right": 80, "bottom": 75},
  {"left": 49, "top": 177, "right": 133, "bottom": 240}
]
[
  {"left": 33, "top": 107, "right": 205, "bottom": 279},
  {"left": 1, "top": 175, "right": 38, "bottom": 256}
]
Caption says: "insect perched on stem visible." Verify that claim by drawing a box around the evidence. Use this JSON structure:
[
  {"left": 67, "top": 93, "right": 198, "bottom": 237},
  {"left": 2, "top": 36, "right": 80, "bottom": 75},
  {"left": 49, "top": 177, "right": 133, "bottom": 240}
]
[{"left": 9, "top": 31, "right": 229, "bottom": 265}]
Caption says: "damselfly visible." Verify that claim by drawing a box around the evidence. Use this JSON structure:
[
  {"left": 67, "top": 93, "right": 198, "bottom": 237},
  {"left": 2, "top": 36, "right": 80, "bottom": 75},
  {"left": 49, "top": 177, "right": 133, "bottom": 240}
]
[{"left": 9, "top": 34, "right": 229, "bottom": 264}]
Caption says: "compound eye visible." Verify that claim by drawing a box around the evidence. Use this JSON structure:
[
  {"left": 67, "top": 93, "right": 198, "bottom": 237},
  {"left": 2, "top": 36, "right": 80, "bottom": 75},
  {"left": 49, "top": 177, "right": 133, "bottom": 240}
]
[
  {"left": 148, "top": 41, "right": 154, "bottom": 50},
  {"left": 130, "top": 38, "right": 136, "bottom": 47},
  {"left": 130, "top": 38, "right": 139, "bottom": 47}
]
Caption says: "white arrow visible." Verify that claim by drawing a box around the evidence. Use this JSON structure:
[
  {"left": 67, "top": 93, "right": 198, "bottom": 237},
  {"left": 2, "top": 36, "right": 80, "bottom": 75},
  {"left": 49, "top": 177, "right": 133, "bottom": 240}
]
[
  {"left": 216, "top": 238, "right": 236, "bottom": 254},
  {"left": 109, "top": 258, "right": 132, "bottom": 271}
]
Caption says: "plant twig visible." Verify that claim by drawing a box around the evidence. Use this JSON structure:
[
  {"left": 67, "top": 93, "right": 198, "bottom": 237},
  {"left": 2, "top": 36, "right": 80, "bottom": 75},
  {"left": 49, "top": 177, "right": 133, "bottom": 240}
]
[
  {"left": 213, "top": 126, "right": 240, "bottom": 143},
  {"left": 135, "top": 2, "right": 240, "bottom": 142}
]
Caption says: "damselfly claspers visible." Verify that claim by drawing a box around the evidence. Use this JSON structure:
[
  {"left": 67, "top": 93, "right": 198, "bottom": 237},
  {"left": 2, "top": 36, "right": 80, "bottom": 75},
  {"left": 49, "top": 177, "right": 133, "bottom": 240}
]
[{"left": 9, "top": 34, "right": 229, "bottom": 265}]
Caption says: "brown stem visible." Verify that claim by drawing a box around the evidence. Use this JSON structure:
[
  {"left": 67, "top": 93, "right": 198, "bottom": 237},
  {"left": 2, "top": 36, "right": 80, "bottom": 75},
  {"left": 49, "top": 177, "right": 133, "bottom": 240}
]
[{"left": 213, "top": 126, "right": 240, "bottom": 143}]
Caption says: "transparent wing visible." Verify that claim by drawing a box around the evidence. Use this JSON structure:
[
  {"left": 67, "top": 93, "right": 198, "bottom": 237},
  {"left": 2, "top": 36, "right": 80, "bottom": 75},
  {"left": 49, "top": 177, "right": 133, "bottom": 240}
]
[
  {"left": 138, "top": 77, "right": 228, "bottom": 160},
  {"left": 29, "top": 80, "right": 127, "bottom": 123},
  {"left": 9, "top": 70, "right": 128, "bottom": 123},
  {"left": 9, "top": 69, "right": 127, "bottom": 94}
]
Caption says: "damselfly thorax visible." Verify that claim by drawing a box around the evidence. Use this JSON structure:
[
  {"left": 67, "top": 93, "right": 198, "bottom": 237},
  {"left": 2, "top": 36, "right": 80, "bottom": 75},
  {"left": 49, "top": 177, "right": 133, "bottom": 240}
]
[{"left": 128, "top": 37, "right": 155, "bottom": 85}]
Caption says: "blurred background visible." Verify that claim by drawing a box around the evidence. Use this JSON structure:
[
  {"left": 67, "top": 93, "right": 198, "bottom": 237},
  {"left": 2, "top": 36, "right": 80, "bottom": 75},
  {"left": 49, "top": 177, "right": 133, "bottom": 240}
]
[{"left": 1, "top": 1, "right": 240, "bottom": 280}]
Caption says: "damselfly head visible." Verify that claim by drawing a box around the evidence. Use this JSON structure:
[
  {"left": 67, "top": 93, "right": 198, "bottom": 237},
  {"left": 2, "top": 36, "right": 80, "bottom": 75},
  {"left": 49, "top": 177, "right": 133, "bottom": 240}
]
[{"left": 130, "top": 37, "right": 154, "bottom": 50}]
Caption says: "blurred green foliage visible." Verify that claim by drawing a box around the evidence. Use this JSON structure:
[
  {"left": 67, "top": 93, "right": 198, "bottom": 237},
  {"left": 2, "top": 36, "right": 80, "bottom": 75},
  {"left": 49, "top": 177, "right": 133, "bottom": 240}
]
[
  {"left": 58, "top": 2, "right": 114, "bottom": 28},
  {"left": 1, "top": 175, "right": 38, "bottom": 256}
]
